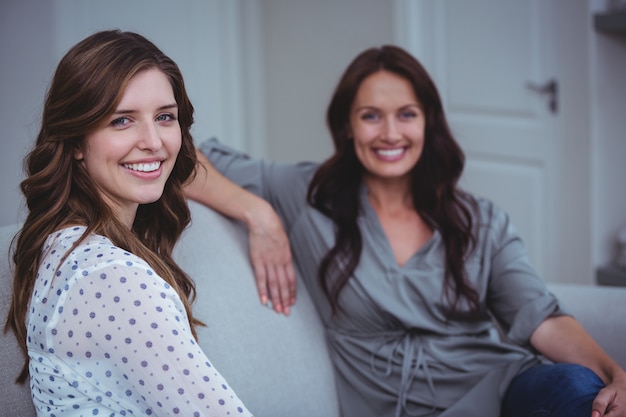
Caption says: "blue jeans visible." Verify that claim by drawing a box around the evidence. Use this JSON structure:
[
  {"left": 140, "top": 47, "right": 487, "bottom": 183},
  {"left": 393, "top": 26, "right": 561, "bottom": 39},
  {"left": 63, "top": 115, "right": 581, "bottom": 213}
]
[{"left": 502, "top": 363, "right": 605, "bottom": 417}]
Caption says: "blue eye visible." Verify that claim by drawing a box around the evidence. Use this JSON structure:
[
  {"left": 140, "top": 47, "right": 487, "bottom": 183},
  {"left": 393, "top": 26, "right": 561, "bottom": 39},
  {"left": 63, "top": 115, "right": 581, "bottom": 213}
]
[
  {"left": 361, "top": 112, "right": 379, "bottom": 121},
  {"left": 110, "top": 117, "right": 130, "bottom": 127},
  {"left": 156, "top": 113, "right": 176, "bottom": 122},
  {"left": 400, "top": 110, "right": 417, "bottom": 119}
]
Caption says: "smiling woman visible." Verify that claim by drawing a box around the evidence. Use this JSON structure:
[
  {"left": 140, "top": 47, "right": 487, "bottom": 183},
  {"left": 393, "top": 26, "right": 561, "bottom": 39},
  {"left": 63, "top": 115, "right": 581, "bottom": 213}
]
[
  {"left": 186, "top": 44, "right": 626, "bottom": 417},
  {"left": 4, "top": 30, "right": 253, "bottom": 416}
]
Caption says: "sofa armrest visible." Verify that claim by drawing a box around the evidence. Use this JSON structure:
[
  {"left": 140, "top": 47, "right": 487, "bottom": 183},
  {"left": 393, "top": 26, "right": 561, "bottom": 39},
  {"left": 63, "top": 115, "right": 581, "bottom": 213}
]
[{"left": 549, "top": 283, "right": 626, "bottom": 369}]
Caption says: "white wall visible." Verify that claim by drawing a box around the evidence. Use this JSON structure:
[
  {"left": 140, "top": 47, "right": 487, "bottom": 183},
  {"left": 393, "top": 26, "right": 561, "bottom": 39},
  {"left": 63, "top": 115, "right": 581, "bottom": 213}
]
[
  {"left": 258, "top": 0, "right": 394, "bottom": 163},
  {"left": 0, "top": 0, "right": 56, "bottom": 226},
  {"left": 0, "top": 0, "right": 260, "bottom": 226},
  {"left": 1, "top": 0, "right": 625, "bottom": 282}
]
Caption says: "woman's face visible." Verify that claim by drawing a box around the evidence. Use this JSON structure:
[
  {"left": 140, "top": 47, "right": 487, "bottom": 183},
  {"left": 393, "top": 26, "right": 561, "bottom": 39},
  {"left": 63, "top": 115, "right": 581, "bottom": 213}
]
[
  {"left": 349, "top": 70, "right": 425, "bottom": 188},
  {"left": 75, "top": 68, "right": 182, "bottom": 227}
]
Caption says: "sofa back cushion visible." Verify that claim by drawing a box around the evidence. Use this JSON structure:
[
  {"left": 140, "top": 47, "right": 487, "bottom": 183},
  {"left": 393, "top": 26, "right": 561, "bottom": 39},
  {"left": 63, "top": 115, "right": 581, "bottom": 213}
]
[{"left": 174, "top": 202, "right": 340, "bottom": 417}]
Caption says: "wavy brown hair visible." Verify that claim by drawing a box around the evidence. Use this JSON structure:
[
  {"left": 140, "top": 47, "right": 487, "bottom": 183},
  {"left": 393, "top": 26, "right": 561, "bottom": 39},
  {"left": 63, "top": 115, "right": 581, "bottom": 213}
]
[
  {"left": 308, "top": 45, "right": 479, "bottom": 315},
  {"left": 5, "top": 30, "right": 199, "bottom": 383}
]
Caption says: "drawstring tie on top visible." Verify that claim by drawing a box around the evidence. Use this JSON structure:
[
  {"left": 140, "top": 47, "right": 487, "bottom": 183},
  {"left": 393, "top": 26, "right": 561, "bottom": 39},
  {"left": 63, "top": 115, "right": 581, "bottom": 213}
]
[{"left": 371, "top": 331, "right": 439, "bottom": 417}]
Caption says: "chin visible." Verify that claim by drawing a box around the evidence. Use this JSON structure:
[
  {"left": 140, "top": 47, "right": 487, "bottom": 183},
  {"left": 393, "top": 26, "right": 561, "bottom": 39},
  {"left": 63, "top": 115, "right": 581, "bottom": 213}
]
[{"left": 136, "top": 192, "right": 166, "bottom": 205}]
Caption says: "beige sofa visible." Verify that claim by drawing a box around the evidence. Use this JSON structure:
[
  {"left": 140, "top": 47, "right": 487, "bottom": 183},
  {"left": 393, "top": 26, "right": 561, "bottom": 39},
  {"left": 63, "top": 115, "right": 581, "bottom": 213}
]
[{"left": 1, "top": 201, "right": 625, "bottom": 417}]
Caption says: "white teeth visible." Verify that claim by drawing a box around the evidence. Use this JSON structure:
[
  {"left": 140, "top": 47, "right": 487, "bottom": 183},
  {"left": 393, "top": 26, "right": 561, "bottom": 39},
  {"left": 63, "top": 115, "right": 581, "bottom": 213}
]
[
  {"left": 123, "top": 161, "right": 161, "bottom": 172},
  {"left": 376, "top": 148, "right": 404, "bottom": 157}
]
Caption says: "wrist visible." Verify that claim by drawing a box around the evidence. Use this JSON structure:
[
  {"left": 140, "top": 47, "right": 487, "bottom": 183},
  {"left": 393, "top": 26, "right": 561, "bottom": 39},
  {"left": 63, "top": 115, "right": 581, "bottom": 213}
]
[
  {"left": 610, "top": 368, "right": 626, "bottom": 383},
  {"left": 240, "top": 194, "right": 273, "bottom": 230}
]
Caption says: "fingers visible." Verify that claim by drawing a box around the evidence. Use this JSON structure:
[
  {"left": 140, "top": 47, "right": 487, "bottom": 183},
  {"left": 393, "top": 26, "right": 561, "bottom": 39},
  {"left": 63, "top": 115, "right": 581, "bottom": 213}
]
[
  {"left": 591, "top": 398, "right": 607, "bottom": 417},
  {"left": 275, "top": 263, "right": 297, "bottom": 316},
  {"left": 251, "top": 255, "right": 296, "bottom": 316},
  {"left": 251, "top": 258, "right": 269, "bottom": 306},
  {"left": 591, "top": 387, "right": 619, "bottom": 417},
  {"left": 245, "top": 206, "right": 296, "bottom": 315},
  {"left": 267, "top": 264, "right": 284, "bottom": 315},
  {"left": 285, "top": 261, "right": 297, "bottom": 306},
  {"left": 266, "top": 263, "right": 297, "bottom": 316}
]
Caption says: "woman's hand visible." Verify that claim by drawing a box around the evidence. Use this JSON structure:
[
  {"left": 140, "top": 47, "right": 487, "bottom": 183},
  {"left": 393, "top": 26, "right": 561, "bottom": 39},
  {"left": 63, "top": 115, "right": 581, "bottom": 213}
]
[
  {"left": 531, "top": 315, "right": 626, "bottom": 416},
  {"left": 591, "top": 373, "right": 626, "bottom": 417},
  {"left": 246, "top": 202, "right": 296, "bottom": 315}
]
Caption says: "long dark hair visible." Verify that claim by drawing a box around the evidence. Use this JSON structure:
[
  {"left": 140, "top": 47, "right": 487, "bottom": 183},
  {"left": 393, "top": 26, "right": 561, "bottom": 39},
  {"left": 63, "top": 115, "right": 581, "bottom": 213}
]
[
  {"left": 308, "top": 45, "right": 479, "bottom": 315},
  {"left": 6, "top": 30, "right": 199, "bottom": 383}
]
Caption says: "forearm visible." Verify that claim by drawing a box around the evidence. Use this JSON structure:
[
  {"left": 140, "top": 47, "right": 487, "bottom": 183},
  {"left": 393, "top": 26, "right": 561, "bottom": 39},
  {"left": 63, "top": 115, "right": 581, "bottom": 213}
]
[
  {"left": 530, "top": 315, "right": 626, "bottom": 384},
  {"left": 185, "top": 148, "right": 272, "bottom": 228},
  {"left": 185, "top": 148, "right": 296, "bottom": 314}
]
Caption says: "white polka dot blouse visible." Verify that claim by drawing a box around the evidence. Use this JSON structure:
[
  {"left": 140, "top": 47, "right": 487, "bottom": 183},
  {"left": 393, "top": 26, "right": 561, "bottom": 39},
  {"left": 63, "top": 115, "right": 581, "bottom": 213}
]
[{"left": 26, "top": 226, "right": 253, "bottom": 417}]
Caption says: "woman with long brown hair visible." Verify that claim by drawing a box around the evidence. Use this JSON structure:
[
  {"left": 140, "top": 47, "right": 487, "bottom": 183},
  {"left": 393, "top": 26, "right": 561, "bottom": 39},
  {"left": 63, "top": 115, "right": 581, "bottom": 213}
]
[
  {"left": 6, "top": 30, "right": 252, "bottom": 416},
  {"left": 189, "top": 45, "right": 626, "bottom": 417}
]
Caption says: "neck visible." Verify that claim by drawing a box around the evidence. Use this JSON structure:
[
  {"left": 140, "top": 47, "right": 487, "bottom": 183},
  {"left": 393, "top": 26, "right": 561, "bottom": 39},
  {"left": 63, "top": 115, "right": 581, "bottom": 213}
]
[
  {"left": 364, "top": 176, "right": 413, "bottom": 214},
  {"left": 116, "top": 206, "right": 137, "bottom": 231}
]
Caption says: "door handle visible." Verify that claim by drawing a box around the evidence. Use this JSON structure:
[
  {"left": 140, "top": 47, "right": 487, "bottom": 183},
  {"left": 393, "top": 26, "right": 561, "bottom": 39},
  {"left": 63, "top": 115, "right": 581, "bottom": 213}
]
[{"left": 526, "top": 79, "right": 558, "bottom": 114}]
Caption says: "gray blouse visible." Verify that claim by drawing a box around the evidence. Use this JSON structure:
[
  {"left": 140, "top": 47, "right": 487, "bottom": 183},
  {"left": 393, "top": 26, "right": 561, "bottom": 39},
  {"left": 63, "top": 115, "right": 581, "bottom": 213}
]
[{"left": 199, "top": 138, "right": 565, "bottom": 417}]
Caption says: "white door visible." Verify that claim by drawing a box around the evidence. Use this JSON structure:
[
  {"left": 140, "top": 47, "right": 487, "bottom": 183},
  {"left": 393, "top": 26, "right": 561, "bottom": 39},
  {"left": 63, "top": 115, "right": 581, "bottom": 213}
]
[{"left": 395, "top": 0, "right": 591, "bottom": 283}]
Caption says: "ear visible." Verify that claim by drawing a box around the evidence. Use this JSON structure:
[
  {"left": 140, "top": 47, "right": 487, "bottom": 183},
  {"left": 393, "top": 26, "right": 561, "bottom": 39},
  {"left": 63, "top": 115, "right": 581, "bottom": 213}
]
[
  {"left": 345, "top": 124, "right": 353, "bottom": 140},
  {"left": 73, "top": 142, "right": 84, "bottom": 161}
]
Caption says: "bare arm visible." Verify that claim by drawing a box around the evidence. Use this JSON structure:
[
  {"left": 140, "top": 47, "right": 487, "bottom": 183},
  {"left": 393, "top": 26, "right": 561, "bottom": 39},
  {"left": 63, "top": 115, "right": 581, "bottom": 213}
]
[
  {"left": 185, "top": 149, "right": 296, "bottom": 315},
  {"left": 531, "top": 315, "right": 626, "bottom": 417}
]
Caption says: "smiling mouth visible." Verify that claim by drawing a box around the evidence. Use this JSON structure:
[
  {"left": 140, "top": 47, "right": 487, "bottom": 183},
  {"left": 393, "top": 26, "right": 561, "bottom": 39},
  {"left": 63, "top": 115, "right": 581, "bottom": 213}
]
[
  {"left": 375, "top": 147, "right": 406, "bottom": 158},
  {"left": 123, "top": 161, "right": 162, "bottom": 172}
]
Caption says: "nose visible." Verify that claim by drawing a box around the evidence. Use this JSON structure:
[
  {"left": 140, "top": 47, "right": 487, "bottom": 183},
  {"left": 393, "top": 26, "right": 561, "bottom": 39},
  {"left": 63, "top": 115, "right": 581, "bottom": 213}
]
[
  {"left": 138, "top": 121, "right": 163, "bottom": 151},
  {"left": 382, "top": 116, "right": 402, "bottom": 142}
]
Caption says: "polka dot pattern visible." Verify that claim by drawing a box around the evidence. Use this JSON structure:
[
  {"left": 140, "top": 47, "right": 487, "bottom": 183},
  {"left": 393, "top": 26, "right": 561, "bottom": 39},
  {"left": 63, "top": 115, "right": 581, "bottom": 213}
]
[{"left": 27, "top": 226, "right": 253, "bottom": 416}]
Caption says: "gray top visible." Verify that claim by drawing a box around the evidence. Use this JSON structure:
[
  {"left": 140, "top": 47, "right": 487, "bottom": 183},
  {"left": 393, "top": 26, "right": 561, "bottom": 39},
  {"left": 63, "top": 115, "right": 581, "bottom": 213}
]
[{"left": 199, "top": 139, "right": 565, "bottom": 417}]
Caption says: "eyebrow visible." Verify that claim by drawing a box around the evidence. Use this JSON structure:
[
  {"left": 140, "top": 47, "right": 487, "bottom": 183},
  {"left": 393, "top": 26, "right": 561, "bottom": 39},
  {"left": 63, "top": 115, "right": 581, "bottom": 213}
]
[
  {"left": 112, "top": 103, "right": 178, "bottom": 114},
  {"left": 354, "top": 103, "right": 421, "bottom": 112}
]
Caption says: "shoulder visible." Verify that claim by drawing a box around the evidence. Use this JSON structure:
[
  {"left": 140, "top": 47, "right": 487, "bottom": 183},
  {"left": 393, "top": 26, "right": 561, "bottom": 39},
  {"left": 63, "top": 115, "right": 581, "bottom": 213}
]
[
  {"left": 289, "top": 161, "right": 319, "bottom": 187},
  {"left": 460, "top": 194, "right": 525, "bottom": 255},
  {"left": 46, "top": 227, "right": 148, "bottom": 268},
  {"left": 459, "top": 193, "right": 508, "bottom": 227},
  {"left": 457, "top": 193, "right": 516, "bottom": 245},
  {"left": 43, "top": 227, "right": 160, "bottom": 292},
  {"left": 34, "top": 228, "right": 180, "bottom": 327}
]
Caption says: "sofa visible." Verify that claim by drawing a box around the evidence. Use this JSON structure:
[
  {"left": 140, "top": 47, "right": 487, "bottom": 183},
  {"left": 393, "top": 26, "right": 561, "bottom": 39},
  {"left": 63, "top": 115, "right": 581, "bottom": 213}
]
[{"left": 1, "top": 201, "right": 626, "bottom": 417}]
